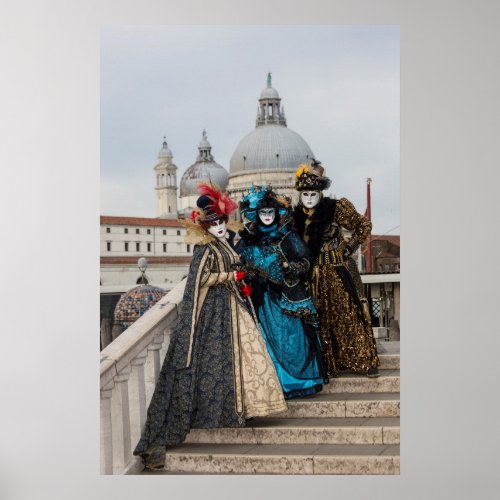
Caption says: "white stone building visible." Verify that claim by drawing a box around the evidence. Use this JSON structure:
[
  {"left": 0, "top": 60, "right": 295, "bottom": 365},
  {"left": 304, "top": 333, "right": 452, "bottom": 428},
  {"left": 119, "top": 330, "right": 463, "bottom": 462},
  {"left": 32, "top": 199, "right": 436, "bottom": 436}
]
[{"left": 100, "top": 216, "right": 192, "bottom": 292}]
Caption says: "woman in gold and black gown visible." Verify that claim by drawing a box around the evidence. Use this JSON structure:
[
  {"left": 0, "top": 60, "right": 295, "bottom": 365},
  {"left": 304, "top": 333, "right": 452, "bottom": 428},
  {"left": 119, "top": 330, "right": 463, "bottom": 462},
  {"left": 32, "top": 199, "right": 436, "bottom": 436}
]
[{"left": 292, "top": 162, "right": 380, "bottom": 378}]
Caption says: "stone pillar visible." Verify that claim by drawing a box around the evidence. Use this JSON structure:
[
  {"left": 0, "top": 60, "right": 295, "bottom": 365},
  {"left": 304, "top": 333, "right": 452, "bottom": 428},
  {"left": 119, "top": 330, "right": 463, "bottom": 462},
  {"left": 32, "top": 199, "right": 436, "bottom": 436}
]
[
  {"left": 149, "top": 331, "right": 164, "bottom": 383},
  {"left": 111, "top": 365, "right": 132, "bottom": 474},
  {"left": 129, "top": 350, "right": 148, "bottom": 449},
  {"left": 100, "top": 382, "right": 114, "bottom": 475},
  {"left": 145, "top": 331, "right": 164, "bottom": 405},
  {"left": 159, "top": 326, "right": 172, "bottom": 362}
]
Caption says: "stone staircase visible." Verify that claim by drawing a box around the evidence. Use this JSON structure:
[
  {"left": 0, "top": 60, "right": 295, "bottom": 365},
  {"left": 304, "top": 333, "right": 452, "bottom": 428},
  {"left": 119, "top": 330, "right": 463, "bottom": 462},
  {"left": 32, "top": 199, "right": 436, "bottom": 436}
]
[{"left": 142, "top": 341, "right": 400, "bottom": 475}]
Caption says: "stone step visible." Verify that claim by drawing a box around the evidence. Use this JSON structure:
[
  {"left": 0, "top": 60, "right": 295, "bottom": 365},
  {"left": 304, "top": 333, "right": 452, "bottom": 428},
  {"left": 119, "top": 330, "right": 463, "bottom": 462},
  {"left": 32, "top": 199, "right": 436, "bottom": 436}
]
[
  {"left": 184, "top": 417, "right": 399, "bottom": 446},
  {"left": 143, "top": 443, "right": 400, "bottom": 475},
  {"left": 323, "top": 370, "right": 400, "bottom": 394},
  {"left": 270, "top": 393, "right": 400, "bottom": 419},
  {"left": 379, "top": 353, "right": 400, "bottom": 370}
]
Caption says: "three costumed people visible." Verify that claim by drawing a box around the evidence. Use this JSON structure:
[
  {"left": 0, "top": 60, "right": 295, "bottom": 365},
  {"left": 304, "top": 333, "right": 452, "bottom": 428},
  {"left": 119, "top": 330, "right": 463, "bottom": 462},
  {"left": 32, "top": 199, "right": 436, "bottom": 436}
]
[{"left": 133, "top": 160, "right": 380, "bottom": 471}]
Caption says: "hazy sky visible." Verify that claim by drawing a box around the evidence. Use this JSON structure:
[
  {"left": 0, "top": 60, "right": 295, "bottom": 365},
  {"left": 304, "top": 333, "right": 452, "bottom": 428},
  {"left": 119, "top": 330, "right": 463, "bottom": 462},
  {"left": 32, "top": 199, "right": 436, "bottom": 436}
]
[{"left": 101, "top": 25, "right": 399, "bottom": 234}]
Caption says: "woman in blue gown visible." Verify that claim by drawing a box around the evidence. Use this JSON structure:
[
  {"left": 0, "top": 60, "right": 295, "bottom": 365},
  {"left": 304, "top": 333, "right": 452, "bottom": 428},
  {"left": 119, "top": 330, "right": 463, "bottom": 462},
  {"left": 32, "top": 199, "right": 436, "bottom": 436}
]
[{"left": 236, "top": 186, "right": 327, "bottom": 399}]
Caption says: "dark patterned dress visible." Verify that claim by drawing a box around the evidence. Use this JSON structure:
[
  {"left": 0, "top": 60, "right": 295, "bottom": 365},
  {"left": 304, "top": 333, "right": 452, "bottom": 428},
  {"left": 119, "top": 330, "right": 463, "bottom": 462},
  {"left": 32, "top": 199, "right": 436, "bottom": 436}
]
[
  {"left": 292, "top": 197, "right": 380, "bottom": 377},
  {"left": 133, "top": 231, "right": 286, "bottom": 469}
]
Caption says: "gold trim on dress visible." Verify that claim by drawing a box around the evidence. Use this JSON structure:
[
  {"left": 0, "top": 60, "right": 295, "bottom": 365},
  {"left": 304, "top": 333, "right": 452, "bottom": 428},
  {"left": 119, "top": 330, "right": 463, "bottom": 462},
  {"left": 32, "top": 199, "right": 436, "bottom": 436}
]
[{"left": 185, "top": 248, "right": 210, "bottom": 367}]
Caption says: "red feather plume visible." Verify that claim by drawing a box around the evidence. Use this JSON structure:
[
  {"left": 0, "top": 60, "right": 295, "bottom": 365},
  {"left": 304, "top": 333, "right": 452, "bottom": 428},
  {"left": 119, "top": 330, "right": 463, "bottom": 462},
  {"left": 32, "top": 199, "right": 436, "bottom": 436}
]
[
  {"left": 197, "top": 182, "right": 237, "bottom": 216},
  {"left": 197, "top": 182, "right": 219, "bottom": 199}
]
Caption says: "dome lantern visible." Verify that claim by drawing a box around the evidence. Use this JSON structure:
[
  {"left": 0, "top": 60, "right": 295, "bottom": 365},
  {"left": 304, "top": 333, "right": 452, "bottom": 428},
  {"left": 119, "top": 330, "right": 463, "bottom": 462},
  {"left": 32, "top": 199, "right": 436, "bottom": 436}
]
[
  {"left": 257, "top": 72, "right": 286, "bottom": 127},
  {"left": 158, "top": 136, "right": 173, "bottom": 161}
]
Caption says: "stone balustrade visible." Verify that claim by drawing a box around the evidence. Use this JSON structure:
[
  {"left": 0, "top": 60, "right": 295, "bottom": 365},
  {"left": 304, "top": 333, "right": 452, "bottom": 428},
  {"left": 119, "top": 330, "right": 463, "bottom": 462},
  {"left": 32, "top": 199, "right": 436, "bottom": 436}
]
[{"left": 99, "top": 278, "right": 186, "bottom": 474}]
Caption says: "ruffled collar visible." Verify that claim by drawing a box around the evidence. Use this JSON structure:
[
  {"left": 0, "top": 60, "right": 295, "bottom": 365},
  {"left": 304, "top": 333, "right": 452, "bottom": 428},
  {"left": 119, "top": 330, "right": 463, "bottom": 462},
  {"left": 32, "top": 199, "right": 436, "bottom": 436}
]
[{"left": 257, "top": 218, "right": 292, "bottom": 242}]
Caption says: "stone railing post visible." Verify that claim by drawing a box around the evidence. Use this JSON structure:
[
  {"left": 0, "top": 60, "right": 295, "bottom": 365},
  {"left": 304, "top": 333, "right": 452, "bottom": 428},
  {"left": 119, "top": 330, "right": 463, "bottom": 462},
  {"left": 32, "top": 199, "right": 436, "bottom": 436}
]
[
  {"left": 159, "top": 324, "right": 173, "bottom": 361},
  {"left": 111, "top": 365, "right": 132, "bottom": 474},
  {"left": 100, "top": 381, "right": 114, "bottom": 475},
  {"left": 148, "top": 331, "right": 164, "bottom": 386},
  {"left": 129, "top": 349, "right": 148, "bottom": 449}
]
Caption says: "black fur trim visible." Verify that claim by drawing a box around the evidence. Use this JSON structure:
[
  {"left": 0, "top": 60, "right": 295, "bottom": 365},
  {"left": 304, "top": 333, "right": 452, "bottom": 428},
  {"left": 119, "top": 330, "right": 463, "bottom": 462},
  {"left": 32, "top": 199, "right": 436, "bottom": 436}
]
[{"left": 292, "top": 198, "right": 337, "bottom": 258}]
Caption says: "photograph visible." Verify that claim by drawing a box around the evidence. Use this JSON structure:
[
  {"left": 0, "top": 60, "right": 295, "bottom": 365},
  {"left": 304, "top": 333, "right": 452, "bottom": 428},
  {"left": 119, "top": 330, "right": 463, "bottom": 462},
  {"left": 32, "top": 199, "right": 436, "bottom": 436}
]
[
  {"left": 3, "top": 0, "right": 499, "bottom": 498},
  {"left": 99, "top": 25, "right": 400, "bottom": 475}
]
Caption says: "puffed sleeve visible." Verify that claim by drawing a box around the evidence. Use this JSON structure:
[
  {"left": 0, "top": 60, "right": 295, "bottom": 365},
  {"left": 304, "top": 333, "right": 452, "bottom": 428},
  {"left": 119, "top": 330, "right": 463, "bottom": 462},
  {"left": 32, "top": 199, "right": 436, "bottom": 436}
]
[{"left": 335, "top": 197, "right": 372, "bottom": 255}]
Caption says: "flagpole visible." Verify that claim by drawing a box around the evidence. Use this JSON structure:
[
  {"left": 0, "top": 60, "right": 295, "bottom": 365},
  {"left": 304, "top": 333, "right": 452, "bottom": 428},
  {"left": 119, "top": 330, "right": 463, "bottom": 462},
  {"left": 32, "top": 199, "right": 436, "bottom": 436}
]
[{"left": 366, "top": 177, "right": 373, "bottom": 273}]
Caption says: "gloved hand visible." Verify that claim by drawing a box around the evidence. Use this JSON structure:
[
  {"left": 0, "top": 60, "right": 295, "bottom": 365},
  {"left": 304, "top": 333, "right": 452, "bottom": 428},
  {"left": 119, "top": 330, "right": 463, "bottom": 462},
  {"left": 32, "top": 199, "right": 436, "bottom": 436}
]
[
  {"left": 336, "top": 241, "right": 355, "bottom": 260},
  {"left": 234, "top": 271, "right": 245, "bottom": 281},
  {"left": 283, "top": 259, "right": 310, "bottom": 277}
]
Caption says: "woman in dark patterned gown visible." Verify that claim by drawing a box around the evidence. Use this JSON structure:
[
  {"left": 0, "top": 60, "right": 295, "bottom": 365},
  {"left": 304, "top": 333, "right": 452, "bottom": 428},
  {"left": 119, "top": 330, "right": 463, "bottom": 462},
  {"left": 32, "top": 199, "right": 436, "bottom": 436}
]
[{"left": 133, "top": 183, "right": 286, "bottom": 470}]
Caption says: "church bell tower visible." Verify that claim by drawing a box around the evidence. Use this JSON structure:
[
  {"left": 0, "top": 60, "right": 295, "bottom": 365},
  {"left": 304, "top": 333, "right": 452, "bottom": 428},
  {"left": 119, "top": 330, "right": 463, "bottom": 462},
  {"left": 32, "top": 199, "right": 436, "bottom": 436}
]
[{"left": 154, "top": 137, "right": 178, "bottom": 218}]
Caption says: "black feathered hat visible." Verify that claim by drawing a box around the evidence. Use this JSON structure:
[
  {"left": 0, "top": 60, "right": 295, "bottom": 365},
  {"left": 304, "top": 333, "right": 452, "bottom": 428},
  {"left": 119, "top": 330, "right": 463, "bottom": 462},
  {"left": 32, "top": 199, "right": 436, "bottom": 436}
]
[{"left": 294, "top": 159, "right": 332, "bottom": 191}]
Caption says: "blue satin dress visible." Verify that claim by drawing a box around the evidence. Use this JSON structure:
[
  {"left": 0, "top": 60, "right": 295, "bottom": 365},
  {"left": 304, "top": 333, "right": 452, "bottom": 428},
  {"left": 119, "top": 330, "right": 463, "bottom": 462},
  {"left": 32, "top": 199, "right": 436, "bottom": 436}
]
[{"left": 237, "top": 224, "right": 324, "bottom": 399}]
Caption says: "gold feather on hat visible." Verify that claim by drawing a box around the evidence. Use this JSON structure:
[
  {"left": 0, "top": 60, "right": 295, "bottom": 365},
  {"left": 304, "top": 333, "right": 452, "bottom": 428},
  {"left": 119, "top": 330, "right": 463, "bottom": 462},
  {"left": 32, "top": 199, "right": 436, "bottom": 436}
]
[{"left": 295, "top": 164, "right": 311, "bottom": 180}]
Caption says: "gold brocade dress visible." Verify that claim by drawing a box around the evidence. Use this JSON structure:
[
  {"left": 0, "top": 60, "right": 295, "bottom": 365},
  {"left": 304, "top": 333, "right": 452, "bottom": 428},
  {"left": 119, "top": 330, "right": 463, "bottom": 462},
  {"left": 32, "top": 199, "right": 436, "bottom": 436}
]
[{"left": 299, "top": 198, "right": 379, "bottom": 376}]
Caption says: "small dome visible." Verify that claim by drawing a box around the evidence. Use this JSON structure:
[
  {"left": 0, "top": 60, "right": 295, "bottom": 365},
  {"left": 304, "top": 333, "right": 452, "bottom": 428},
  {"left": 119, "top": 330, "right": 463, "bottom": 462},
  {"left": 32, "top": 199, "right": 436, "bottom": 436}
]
[
  {"left": 180, "top": 161, "right": 229, "bottom": 197},
  {"left": 260, "top": 86, "right": 280, "bottom": 99},
  {"left": 158, "top": 138, "right": 172, "bottom": 159},
  {"left": 180, "top": 130, "right": 229, "bottom": 197},
  {"left": 114, "top": 284, "right": 166, "bottom": 331}
]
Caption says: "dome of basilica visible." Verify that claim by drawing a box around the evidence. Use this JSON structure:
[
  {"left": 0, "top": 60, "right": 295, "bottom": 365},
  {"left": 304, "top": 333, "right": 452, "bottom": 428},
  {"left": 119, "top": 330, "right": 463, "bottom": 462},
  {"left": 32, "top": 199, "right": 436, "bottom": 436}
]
[
  {"left": 229, "top": 73, "right": 314, "bottom": 176},
  {"left": 180, "top": 130, "right": 229, "bottom": 196},
  {"left": 230, "top": 124, "right": 314, "bottom": 175}
]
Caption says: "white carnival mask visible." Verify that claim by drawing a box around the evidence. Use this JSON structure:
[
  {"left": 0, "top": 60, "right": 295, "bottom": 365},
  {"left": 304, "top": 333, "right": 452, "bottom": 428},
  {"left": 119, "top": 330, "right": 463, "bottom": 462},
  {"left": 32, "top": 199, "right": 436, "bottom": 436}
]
[
  {"left": 208, "top": 220, "right": 227, "bottom": 239},
  {"left": 258, "top": 208, "right": 276, "bottom": 226},
  {"left": 300, "top": 190, "right": 321, "bottom": 208}
]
